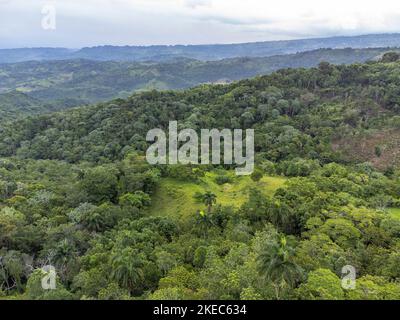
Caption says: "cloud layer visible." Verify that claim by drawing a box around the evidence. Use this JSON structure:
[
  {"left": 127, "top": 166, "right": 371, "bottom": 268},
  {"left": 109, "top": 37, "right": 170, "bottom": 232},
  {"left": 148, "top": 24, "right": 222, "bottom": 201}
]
[{"left": 1, "top": 0, "right": 400, "bottom": 48}]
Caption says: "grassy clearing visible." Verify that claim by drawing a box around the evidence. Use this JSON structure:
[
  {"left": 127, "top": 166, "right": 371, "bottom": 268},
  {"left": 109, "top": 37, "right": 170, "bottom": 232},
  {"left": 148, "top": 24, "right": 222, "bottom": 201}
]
[
  {"left": 388, "top": 207, "right": 400, "bottom": 220},
  {"left": 146, "top": 171, "right": 286, "bottom": 220}
]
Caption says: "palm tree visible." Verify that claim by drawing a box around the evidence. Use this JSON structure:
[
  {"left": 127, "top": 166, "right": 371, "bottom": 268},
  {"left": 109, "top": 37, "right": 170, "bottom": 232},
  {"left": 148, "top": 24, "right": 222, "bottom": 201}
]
[
  {"left": 82, "top": 210, "right": 105, "bottom": 232},
  {"left": 268, "top": 201, "right": 298, "bottom": 234},
  {"left": 0, "top": 250, "right": 25, "bottom": 291},
  {"left": 49, "top": 239, "right": 77, "bottom": 281},
  {"left": 111, "top": 248, "right": 144, "bottom": 293},
  {"left": 196, "top": 210, "right": 213, "bottom": 239},
  {"left": 202, "top": 191, "right": 217, "bottom": 214},
  {"left": 52, "top": 239, "right": 75, "bottom": 267},
  {"left": 257, "top": 235, "right": 302, "bottom": 299}
]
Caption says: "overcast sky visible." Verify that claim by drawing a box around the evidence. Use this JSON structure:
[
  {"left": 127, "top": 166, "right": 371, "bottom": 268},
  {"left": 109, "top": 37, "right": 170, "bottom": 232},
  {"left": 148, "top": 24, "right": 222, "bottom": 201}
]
[{"left": 1, "top": 0, "right": 400, "bottom": 48}]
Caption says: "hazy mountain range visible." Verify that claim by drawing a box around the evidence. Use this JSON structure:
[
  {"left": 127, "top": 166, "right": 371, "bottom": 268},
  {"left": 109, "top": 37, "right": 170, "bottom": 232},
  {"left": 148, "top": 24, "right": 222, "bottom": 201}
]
[{"left": 2, "top": 33, "right": 400, "bottom": 63}]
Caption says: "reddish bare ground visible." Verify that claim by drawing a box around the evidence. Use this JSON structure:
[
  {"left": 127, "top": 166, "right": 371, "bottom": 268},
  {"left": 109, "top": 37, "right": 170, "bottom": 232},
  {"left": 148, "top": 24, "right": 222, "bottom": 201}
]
[{"left": 332, "top": 129, "right": 400, "bottom": 170}]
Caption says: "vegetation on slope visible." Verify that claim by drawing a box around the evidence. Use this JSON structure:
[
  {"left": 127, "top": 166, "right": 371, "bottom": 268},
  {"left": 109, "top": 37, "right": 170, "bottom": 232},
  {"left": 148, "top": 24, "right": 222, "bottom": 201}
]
[
  {"left": 2, "top": 55, "right": 400, "bottom": 168},
  {"left": 147, "top": 172, "right": 286, "bottom": 220},
  {"left": 1, "top": 57, "right": 400, "bottom": 300},
  {"left": 0, "top": 91, "right": 52, "bottom": 122}
]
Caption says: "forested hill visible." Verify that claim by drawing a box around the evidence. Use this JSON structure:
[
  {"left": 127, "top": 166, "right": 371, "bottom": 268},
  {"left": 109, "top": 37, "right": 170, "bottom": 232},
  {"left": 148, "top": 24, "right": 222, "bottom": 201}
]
[
  {"left": 0, "top": 47, "right": 398, "bottom": 110},
  {"left": 1, "top": 33, "right": 400, "bottom": 63},
  {"left": 0, "top": 91, "right": 59, "bottom": 122},
  {"left": 1, "top": 55, "right": 400, "bottom": 169}
]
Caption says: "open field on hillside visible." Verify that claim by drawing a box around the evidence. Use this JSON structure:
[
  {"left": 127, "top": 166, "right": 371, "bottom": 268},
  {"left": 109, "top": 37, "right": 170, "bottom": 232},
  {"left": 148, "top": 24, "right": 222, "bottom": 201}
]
[
  {"left": 147, "top": 171, "right": 286, "bottom": 220},
  {"left": 388, "top": 207, "right": 400, "bottom": 220}
]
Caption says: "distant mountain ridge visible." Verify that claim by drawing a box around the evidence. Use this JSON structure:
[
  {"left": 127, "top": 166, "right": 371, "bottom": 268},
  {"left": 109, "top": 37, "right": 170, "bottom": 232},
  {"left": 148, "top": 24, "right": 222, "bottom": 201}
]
[{"left": 2, "top": 33, "right": 400, "bottom": 63}]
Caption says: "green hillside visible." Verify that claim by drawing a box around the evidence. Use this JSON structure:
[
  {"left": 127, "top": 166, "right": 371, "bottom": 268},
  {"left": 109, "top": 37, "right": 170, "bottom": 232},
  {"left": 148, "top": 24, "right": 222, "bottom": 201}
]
[
  {"left": 147, "top": 172, "right": 286, "bottom": 220},
  {"left": 2, "top": 55, "right": 400, "bottom": 168},
  {"left": 0, "top": 91, "right": 53, "bottom": 121},
  {"left": 2, "top": 57, "right": 400, "bottom": 300}
]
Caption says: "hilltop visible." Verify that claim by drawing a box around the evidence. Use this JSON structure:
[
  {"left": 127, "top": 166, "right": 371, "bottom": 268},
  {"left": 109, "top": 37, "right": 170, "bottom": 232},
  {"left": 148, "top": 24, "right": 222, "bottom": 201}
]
[{"left": 1, "top": 57, "right": 400, "bottom": 169}]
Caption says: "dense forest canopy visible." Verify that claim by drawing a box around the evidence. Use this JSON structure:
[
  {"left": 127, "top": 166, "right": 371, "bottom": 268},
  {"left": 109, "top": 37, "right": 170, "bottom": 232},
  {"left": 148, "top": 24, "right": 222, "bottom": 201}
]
[
  {"left": 2, "top": 57, "right": 400, "bottom": 166},
  {"left": 2, "top": 55, "right": 400, "bottom": 300}
]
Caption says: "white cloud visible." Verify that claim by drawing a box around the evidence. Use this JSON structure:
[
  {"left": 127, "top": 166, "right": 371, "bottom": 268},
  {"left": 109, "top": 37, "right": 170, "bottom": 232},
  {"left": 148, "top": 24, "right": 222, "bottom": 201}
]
[{"left": 0, "top": 0, "right": 400, "bottom": 47}]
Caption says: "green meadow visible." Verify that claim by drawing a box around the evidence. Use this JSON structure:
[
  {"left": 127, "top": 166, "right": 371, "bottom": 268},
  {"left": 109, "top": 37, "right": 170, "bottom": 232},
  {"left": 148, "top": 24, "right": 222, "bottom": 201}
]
[{"left": 147, "top": 171, "right": 286, "bottom": 220}]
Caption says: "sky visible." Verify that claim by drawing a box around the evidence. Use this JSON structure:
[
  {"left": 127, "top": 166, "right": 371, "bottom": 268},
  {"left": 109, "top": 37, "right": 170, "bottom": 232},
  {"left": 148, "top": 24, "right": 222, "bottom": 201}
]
[{"left": 1, "top": 0, "right": 400, "bottom": 48}]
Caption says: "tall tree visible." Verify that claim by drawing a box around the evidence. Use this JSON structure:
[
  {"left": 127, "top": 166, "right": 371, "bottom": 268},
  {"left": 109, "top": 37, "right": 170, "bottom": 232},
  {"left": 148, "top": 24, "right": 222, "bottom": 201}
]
[
  {"left": 257, "top": 235, "right": 302, "bottom": 299},
  {"left": 202, "top": 192, "right": 217, "bottom": 214},
  {"left": 111, "top": 248, "right": 144, "bottom": 293}
]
